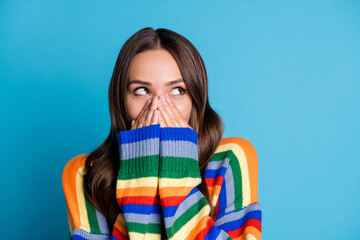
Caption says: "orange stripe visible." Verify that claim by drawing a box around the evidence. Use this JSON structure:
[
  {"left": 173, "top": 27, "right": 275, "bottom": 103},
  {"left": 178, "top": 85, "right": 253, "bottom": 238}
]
[
  {"left": 234, "top": 225, "right": 261, "bottom": 240},
  {"left": 205, "top": 175, "right": 223, "bottom": 199},
  {"left": 113, "top": 216, "right": 128, "bottom": 236},
  {"left": 159, "top": 186, "right": 193, "bottom": 198},
  {"left": 116, "top": 186, "right": 157, "bottom": 197},
  {"left": 220, "top": 137, "right": 259, "bottom": 203},
  {"left": 62, "top": 154, "right": 88, "bottom": 230},
  {"left": 185, "top": 215, "right": 210, "bottom": 240}
]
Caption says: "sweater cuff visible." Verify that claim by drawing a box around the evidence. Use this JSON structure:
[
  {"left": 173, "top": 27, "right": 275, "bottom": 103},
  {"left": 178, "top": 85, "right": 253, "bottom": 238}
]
[
  {"left": 159, "top": 127, "right": 200, "bottom": 178},
  {"left": 116, "top": 124, "right": 160, "bottom": 175}
]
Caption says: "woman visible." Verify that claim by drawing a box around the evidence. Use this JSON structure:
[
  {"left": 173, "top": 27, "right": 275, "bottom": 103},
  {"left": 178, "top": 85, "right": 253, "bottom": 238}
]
[{"left": 62, "top": 27, "right": 262, "bottom": 240}]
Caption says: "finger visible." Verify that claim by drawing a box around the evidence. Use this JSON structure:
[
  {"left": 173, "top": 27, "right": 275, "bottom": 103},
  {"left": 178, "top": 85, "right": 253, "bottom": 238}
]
[
  {"left": 165, "top": 97, "right": 188, "bottom": 127},
  {"left": 130, "top": 120, "right": 135, "bottom": 130},
  {"left": 151, "top": 109, "right": 159, "bottom": 125},
  {"left": 137, "top": 99, "right": 152, "bottom": 128},
  {"left": 158, "top": 111, "right": 166, "bottom": 128},
  {"left": 145, "top": 97, "right": 158, "bottom": 126},
  {"left": 131, "top": 99, "right": 150, "bottom": 129},
  {"left": 158, "top": 96, "right": 178, "bottom": 127},
  {"left": 164, "top": 96, "right": 183, "bottom": 127}
]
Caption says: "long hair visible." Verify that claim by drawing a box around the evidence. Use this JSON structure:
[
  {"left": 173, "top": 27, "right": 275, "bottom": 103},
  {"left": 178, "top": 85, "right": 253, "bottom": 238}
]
[{"left": 83, "top": 27, "right": 224, "bottom": 230}]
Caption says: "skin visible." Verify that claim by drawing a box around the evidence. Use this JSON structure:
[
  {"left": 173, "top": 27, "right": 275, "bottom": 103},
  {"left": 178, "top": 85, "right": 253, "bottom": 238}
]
[{"left": 124, "top": 49, "right": 193, "bottom": 130}]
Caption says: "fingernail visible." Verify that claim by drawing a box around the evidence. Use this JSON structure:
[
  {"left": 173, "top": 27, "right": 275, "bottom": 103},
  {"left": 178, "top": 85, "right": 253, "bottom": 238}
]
[
  {"left": 158, "top": 98, "right": 162, "bottom": 106},
  {"left": 147, "top": 99, "right": 151, "bottom": 105},
  {"left": 161, "top": 95, "right": 166, "bottom": 101},
  {"left": 166, "top": 97, "right": 171, "bottom": 103}
]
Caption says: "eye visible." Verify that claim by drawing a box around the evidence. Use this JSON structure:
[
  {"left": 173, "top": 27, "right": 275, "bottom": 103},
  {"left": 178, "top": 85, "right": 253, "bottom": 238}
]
[
  {"left": 133, "top": 87, "right": 149, "bottom": 95},
  {"left": 170, "top": 87, "right": 186, "bottom": 95},
  {"left": 133, "top": 86, "right": 186, "bottom": 96}
]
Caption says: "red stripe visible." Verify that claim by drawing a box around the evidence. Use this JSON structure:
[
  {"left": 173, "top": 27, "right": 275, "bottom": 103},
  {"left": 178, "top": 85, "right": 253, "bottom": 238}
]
[
  {"left": 111, "top": 226, "right": 128, "bottom": 240},
  {"left": 250, "top": 219, "right": 262, "bottom": 232},
  {"left": 195, "top": 218, "right": 214, "bottom": 240},
  {"left": 226, "top": 219, "right": 262, "bottom": 238},
  {"left": 160, "top": 196, "right": 185, "bottom": 207},
  {"left": 205, "top": 176, "right": 224, "bottom": 187},
  {"left": 117, "top": 196, "right": 159, "bottom": 205}
]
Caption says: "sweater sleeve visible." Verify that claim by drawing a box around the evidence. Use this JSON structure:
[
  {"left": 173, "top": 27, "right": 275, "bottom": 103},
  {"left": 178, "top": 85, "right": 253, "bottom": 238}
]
[
  {"left": 111, "top": 123, "right": 162, "bottom": 240},
  {"left": 158, "top": 127, "right": 262, "bottom": 240}
]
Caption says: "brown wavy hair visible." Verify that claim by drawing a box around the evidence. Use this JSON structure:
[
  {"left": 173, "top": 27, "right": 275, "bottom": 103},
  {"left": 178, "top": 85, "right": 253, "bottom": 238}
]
[{"left": 83, "top": 27, "right": 224, "bottom": 230}]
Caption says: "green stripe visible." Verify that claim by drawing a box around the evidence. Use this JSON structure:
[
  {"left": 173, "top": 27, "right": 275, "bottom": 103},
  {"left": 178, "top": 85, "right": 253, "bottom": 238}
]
[
  {"left": 117, "top": 155, "right": 159, "bottom": 179},
  {"left": 166, "top": 197, "right": 208, "bottom": 238},
  {"left": 227, "top": 150, "right": 243, "bottom": 210},
  {"left": 208, "top": 150, "right": 230, "bottom": 162},
  {"left": 159, "top": 156, "right": 200, "bottom": 178},
  {"left": 84, "top": 192, "right": 101, "bottom": 234},
  {"left": 126, "top": 222, "right": 162, "bottom": 234},
  {"left": 209, "top": 149, "right": 243, "bottom": 209}
]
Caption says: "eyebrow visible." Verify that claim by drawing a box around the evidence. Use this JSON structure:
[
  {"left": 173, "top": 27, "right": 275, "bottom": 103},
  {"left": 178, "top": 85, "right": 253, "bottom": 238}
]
[{"left": 127, "top": 79, "right": 184, "bottom": 87}]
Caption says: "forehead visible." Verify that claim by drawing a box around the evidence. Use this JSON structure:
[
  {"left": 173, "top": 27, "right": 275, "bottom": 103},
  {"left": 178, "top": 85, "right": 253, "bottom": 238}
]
[{"left": 128, "top": 49, "right": 183, "bottom": 84}]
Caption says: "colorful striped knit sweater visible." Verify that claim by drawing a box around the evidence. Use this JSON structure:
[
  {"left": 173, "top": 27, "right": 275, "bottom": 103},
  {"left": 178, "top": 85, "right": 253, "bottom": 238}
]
[{"left": 62, "top": 124, "right": 262, "bottom": 239}]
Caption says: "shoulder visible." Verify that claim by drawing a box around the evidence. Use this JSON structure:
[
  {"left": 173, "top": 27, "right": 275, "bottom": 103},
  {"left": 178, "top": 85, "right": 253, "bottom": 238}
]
[
  {"left": 211, "top": 136, "right": 258, "bottom": 171},
  {"left": 62, "top": 153, "right": 88, "bottom": 197},
  {"left": 207, "top": 137, "right": 259, "bottom": 206},
  {"left": 222, "top": 136, "right": 258, "bottom": 167}
]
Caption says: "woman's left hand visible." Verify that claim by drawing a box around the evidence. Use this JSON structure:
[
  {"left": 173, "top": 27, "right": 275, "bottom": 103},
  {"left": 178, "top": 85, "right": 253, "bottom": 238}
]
[{"left": 157, "top": 95, "right": 193, "bottom": 130}]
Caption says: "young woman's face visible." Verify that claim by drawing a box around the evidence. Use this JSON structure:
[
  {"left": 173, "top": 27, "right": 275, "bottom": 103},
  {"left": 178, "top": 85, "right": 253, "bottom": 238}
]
[{"left": 125, "top": 49, "right": 193, "bottom": 124}]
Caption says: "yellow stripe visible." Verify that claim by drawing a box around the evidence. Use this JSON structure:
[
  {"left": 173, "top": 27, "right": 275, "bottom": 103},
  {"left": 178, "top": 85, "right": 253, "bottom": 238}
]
[
  {"left": 169, "top": 204, "right": 211, "bottom": 240},
  {"left": 214, "top": 143, "right": 251, "bottom": 207},
  {"left": 128, "top": 232, "right": 162, "bottom": 240},
  {"left": 75, "top": 166, "right": 90, "bottom": 232},
  {"left": 159, "top": 177, "right": 200, "bottom": 188},
  {"left": 245, "top": 234, "right": 257, "bottom": 240},
  {"left": 211, "top": 195, "right": 219, "bottom": 207},
  {"left": 117, "top": 177, "right": 158, "bottom": 189},
  {"left": 234, "top": 233, "right": 257, "bottom": 240}
]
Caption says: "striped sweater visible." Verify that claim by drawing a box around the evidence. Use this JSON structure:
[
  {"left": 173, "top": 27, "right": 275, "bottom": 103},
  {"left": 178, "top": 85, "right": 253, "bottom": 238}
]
[{"left": 62, "top": 124, "right": 262, "bottom": 239}]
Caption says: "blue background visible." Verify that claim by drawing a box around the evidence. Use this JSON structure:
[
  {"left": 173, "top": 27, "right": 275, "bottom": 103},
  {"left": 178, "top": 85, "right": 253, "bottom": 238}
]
[{"left": 1, "top": 0, "right": 359, "bottom": 239}]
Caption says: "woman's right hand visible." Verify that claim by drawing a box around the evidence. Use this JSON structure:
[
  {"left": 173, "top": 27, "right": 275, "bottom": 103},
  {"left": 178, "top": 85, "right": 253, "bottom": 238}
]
[{"left": 130, "top": 96, "right": 160, "bottom": 130}]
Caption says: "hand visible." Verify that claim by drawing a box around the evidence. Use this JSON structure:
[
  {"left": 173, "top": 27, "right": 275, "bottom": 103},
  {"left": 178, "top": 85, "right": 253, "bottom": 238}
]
[
  {"left": 130, "top": 97, "right": 159, "bottom": 130},
  {"left": 157, "top": 95, "right": 193, "bottom": 130}
]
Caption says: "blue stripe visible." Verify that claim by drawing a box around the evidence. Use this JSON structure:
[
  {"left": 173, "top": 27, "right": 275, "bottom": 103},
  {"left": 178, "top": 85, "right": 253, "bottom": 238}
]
[
  {"left": 204, "top": 167, "right": 227, "bottom": 178},
  {"left": 162, "top": 205, "right": 177, "bottom": 218},
  {"left": 120, "top": 203, "right": 161, "bottom": 214},
  {"left": 204, "top": 225, "right": 220, "bottom": 240},
  {"left": 217, "top": 210, "right": 262, "bottom": 231},
  {"left": 73, "top": 235, "right": 88, "bottom": 240},
  {"left": 160, "top": 127, "right": 198, "bottom": 144},
  {"left": 218, "top": 177, "right": 227, "bottom": 212},
  {"left": 116, "top": 124, "right": 160, "bottom": 144}
]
